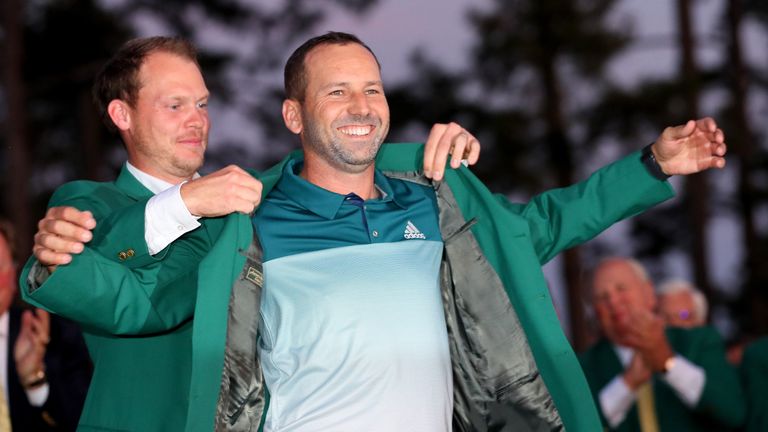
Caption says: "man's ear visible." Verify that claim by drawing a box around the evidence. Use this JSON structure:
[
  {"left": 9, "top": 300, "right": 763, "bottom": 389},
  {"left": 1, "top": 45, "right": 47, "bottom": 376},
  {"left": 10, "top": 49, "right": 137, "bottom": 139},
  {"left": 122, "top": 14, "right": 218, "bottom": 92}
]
[
  {"left": 107, "top": 100, "right": 132, "bottom": 131},
  {"left": 282, "top": 99, "right": 303, "bottom": 135}
]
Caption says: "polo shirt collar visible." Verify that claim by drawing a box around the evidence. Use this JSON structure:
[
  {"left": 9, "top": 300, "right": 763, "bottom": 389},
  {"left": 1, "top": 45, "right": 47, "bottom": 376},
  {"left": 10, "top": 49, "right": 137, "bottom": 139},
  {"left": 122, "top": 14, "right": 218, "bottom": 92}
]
[{"left": 277, "top": 159, "right": 406, "bottom": 220}]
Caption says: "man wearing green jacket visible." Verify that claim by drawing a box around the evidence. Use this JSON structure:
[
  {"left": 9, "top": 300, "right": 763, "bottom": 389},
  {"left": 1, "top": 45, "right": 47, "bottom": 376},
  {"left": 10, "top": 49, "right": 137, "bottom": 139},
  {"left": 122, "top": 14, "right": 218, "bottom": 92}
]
[
  {"left": 20, "top": 35, "right": 478, "bottom": 432},
  {"left": 579, "top": 257, "right": 745, "bottom": 431},
  {"left": 26, "top": 32, "right": 727, "bottom": 431}
]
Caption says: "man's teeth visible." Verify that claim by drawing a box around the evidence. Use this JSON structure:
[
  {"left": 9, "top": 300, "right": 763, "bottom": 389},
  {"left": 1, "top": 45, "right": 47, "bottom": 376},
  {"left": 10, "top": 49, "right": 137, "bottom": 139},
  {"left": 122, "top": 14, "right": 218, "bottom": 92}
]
[{"left": 339, "top": 126, "right": 372, "bottom": 136}]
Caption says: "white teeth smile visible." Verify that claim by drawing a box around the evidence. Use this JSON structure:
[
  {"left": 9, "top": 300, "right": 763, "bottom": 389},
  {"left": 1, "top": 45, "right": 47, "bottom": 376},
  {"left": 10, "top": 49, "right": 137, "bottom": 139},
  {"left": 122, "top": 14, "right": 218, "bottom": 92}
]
[{"left": 339, "top": 126, "right": 372, "bottom": 136}]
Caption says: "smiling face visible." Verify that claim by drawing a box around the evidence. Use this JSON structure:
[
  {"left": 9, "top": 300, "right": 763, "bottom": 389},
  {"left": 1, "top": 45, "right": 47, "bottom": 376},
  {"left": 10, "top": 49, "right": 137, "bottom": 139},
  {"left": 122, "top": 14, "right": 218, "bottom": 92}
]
[
  {"left": 283, "top": 42, "right": 390, "bottom": 174},
  {"left": 112, "top": 51, "right": 210, "bottom": 184},
  {"left": 592, "top": 258, "right": 657, "bottom": 343}
]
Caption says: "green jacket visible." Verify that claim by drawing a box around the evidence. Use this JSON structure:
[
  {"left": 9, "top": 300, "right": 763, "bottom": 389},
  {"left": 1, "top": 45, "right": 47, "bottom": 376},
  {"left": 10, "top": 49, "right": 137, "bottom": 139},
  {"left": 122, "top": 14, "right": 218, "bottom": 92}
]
[
  {"left": 22, "top": 143, "right": 672, "bottom": 431},
  {"left": 741, "top": 337, "right": 768, "bottom": 432},
  {"left": 20, "top": 166, "right": 211, "bottom": 431},
  {"left": 579, "top": 326, "right": 746, "bottom": 431}
]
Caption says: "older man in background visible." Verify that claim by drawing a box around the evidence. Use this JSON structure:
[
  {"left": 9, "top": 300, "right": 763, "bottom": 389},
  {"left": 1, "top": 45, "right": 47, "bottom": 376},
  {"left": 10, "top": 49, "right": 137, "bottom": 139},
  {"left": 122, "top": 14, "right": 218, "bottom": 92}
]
[{"left": 579, "top": 257, "right": 745, "bottom": 431}]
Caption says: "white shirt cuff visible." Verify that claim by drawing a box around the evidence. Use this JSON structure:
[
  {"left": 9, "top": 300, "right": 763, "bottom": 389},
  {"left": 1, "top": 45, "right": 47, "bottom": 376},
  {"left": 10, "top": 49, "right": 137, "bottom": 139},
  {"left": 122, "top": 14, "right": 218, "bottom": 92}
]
[
  {"left": 25, "top": 383, "right": 49, "bottom": 407},
  {"left": 599, "top": 375, "right": 635, "bottom": 428},
  {"left": 662, "top": 354, "right": 705, "bottom": 407},
  {"left": 145, "top": 183, "right": 201, "bottom": 255}
]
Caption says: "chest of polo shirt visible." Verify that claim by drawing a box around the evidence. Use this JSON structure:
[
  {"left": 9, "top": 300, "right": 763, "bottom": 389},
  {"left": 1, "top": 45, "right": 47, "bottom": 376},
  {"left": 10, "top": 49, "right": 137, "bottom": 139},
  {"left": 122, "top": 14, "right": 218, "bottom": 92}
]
[{"left": 253, "top": 159, "right": 442, "bottom": 261}]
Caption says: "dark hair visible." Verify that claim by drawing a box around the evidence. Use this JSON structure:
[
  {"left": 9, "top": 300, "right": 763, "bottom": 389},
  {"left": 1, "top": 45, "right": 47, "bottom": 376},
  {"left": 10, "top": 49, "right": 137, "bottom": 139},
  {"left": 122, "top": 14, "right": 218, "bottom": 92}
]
[
  {"left": 0, "top": 218, "right": 16, "bottom": 262},
  {"left": 92, "top": 36, "right": 199, "bottom": 131},
  {"left": 284, "top": 31, "right": 381, "bottom": 102}
]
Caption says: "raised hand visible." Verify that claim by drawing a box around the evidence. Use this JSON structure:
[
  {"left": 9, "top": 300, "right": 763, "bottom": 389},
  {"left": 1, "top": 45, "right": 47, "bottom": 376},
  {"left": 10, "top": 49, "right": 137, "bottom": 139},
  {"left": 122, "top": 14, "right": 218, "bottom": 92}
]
[
  {"left": 34, "top": 207, "right": 96, "bottom": 270},
  {"left": 423, "top": 122, "right": 481, "bottom": 181},
  {"left": 652, "top": 117, "right": 727, "bottom": 175},
  {"left": 180, "top": 165, "right": 263, "bottom": 217},
  {"left": 622, "top": 353, "right": 652, "bottom": 390},
  {"left": 618, "top": 307, "right": 675, "bottom": 372},
  {"left": 14, "top": 308, "right": 50, "bottom": 387}
]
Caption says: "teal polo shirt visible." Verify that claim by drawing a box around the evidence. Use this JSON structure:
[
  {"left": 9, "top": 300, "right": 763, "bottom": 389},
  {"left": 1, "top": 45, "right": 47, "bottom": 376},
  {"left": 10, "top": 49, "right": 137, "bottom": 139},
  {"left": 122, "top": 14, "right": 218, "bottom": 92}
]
[
  {"left": 252, "top": 159, "right": 453, "bottom": 431},
  {"left": 253, "top": 159, "right": 441, "bottom": 261}
]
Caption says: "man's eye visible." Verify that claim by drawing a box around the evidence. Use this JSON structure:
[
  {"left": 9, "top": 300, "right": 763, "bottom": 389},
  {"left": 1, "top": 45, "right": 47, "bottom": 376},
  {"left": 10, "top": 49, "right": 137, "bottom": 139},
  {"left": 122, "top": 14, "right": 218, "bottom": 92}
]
[
  {"left": 197, "top": 102, "right": 208, "bottom": 109},
  {"left": 329, "top": 90, "right": 343, "bottom": 96},
  {"left": 169, "top": 104, "right": 180, "bottom": 110},
  {"left": 365, "top": 89, "right": 380, "bottom": 95}
]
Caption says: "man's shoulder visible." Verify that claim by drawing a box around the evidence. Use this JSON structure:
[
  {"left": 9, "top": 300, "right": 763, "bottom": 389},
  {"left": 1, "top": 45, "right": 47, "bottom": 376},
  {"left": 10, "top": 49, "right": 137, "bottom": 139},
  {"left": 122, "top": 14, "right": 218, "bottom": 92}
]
[
  {"left": 45, "top": 175, "right": 145, "bottom": 223},
  {"left": 666, "top": 325, "right": 725, "bottom": 355},
  {"left": 667, "top": 324, "right": 720, "bottom": 340},
  {"left": 50, "top": 178, "right": 121, "bottom": 203},
  {"left": 578, "top": 338, "right": 613, "bottom": 363},
  {"left": 742, "top": 337, "right": 768, "bottom": 368}
]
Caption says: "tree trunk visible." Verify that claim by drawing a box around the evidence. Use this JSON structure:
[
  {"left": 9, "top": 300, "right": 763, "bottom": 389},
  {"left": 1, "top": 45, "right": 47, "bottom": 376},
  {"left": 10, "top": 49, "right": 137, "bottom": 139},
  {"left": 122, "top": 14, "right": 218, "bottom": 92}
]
[
  {"left": 724, "top": 0, "right": 768, "bottom": 334},
  {"left": 2, "top": 0, "right": 32, "bottom": 260},
  {"left": 677, "top": 0, "right": 713, "bottom": 309},
  {"left": 534, "top": 5, "right": 589, "bottom": 351}
]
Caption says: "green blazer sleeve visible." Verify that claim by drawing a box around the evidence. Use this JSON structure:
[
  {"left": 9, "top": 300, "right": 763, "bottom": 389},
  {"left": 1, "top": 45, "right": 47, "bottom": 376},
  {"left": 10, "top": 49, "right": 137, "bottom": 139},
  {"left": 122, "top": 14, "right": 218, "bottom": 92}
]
[
  {"left": 499, "top": 149, "right": 674, "bottom": 264},
  {"left": 19, "top": 175, "right": 206, "bottom": 335},
  {"left": 741, "top": 337, "right": 768, "bottom": 432}
]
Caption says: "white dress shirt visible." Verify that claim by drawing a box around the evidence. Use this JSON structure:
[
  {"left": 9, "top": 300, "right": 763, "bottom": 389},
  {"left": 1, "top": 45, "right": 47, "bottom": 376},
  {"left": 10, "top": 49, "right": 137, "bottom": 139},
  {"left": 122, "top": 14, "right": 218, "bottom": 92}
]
[
  {"left": 0, "top": 312, "right": 49, "bottom": 407},
  {"left": 125, "top": 162, "right": 201, "bottom": 255},
  {"left": 598, "top": 344, "right": 705, "bottom": 428}
]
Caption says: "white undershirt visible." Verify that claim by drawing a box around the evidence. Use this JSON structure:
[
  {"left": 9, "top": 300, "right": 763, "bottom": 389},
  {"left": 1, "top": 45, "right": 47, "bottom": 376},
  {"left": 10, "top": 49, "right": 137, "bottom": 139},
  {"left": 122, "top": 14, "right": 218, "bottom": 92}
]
[
  {"left": 598, "top": 344, "right": 705, "bottom": 428},
  {"left": 124, "top": 162, "right": 200, "bottom": 255},
  {"left": 0, "top": 312, "right": 49, "bottom": 407}
]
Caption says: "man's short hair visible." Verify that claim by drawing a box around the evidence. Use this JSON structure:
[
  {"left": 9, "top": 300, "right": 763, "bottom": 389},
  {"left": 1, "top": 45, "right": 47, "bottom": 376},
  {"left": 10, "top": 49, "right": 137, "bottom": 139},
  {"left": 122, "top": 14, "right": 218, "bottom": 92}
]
[
  {"left": 284, "top": 31, "right": 381, "bottom": 102},
  {"left": 658, "top": 279, "right": 709, "bottom": 324},
  {"left": 92, "top": 36, "right": 199, "bottom": 131}
]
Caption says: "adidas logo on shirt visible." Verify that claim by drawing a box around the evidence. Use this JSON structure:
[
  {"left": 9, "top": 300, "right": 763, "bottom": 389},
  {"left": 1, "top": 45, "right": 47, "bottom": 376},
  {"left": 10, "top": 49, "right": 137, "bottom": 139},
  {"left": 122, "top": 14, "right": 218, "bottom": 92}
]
[{"left": 404, "top": 221, "right": 426, "bottom": 240}]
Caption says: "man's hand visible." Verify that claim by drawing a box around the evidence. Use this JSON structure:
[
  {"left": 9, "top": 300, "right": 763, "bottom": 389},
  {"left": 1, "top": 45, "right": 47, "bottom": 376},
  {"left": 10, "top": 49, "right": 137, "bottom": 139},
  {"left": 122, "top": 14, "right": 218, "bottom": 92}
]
[
  {"left": 14, "top": 308, "right": 50, "bottom": 387},
  {"left": 618, "top": 307, "right": 675, "bottom": 372},
  {"left": 622, "top": 353, "right": 652, "bottom": 391},
  {"left": 423, "top": 122, "right": 481, "bottom": 181},
  {"left": 33, "top": 206, "right": 96, "bottom": 270},
  {"left": 652, "top": 117, "right": 727, "bottom": 175},
  {"left": 180, "top": 165, "right": 263, "bottom": 217}
]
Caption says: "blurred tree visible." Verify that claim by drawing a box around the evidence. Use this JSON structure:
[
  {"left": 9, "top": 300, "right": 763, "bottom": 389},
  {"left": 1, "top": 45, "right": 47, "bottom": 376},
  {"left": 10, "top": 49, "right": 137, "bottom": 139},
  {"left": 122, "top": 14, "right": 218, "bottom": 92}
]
[
  {"left": 2, "top": 0, "right": 31, "bottom": 258},
  {"left": 585, "top": 0, "right": 768, "bottom": 343},
  {"left": 1, "top": 0, "right": 131, "bottom": 258},
  {"left": 0, "top": 0, "right": 380, "bottom": 260},
  {"left": 387, "top": 0, "right": 630, "bottom": 350},
  {"left": 677, "top": 0, "right": 716, "bottom": 311},
  {"left": 720, "top": 0, "right": 768, "bottom": 338}
]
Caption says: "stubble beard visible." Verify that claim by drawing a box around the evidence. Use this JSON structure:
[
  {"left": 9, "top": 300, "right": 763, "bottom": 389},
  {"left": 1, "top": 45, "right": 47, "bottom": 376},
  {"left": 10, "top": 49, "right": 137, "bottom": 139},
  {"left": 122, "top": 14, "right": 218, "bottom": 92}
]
[
  {"left": 302, "top": 112, "right": 389, "bottom": 174},
  {"left": 132, "top": 126, "right": 205, "bottom": 180}
]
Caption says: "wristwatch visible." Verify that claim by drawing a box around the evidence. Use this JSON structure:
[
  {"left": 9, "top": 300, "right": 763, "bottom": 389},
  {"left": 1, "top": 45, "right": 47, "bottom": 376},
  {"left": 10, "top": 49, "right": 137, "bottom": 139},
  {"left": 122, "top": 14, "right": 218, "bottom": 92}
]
[
  {"left": 662, "top": 356, "right": 676, "bottom": 373},
  {"left": 641, "top": 144, "right": 671, "bottom": 181},
  {"left": 23, "top": 369, "right": 47, "bottom": 389}
]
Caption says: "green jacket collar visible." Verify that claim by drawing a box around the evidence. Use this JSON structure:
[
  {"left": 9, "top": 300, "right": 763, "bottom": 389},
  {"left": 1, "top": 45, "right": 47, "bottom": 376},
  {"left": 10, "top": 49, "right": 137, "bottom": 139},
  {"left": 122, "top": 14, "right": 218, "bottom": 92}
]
[{"left": 115, "top": 164, "right": 155, "bottom": 200}]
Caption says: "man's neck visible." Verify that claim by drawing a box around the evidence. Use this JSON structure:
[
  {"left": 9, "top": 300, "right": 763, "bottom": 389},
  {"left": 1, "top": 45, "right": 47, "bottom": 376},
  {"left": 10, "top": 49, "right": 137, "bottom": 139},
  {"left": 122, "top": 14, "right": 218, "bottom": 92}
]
[
  {"left": 300, "top": 155, "right": 379, "bottom": 200},
  {"left": 125, "top": 161, "right": 195, "bottom": 194}
]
